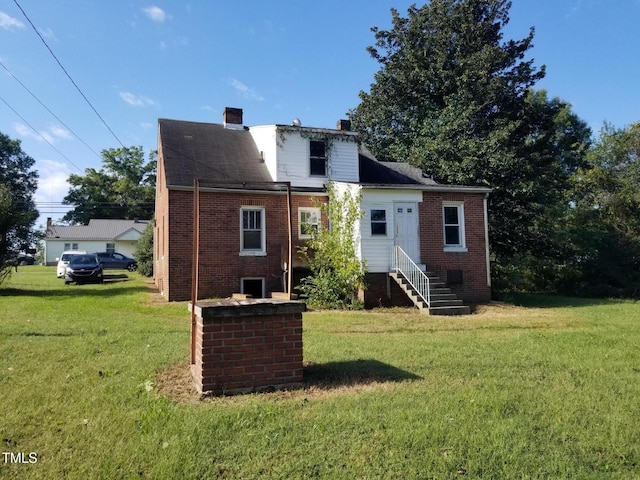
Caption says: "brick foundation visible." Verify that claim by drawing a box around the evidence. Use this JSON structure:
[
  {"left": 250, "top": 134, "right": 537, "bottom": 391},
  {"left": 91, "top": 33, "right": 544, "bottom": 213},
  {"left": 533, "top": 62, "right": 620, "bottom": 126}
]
[{"left": 189, "top": 299, "right": 306, "bottom": 395}]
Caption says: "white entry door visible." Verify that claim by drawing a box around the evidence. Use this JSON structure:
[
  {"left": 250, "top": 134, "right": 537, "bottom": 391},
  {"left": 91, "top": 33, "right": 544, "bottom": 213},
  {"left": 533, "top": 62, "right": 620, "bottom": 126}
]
[{"left": 394, "top": 202, "right": 420, "bottom": 263}]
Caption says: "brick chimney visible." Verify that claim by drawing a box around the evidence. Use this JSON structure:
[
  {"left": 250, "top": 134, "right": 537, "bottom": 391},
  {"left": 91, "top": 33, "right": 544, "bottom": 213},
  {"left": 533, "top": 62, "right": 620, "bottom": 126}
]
[
  {"left": 46, "top": 217, "right": 52, "bottom": 230},
  {"left": 223, "top": 107, "right": 244, "bottom": 129},
  {"left": 336, "top": 119, "right": 351, "bottom": 131}
]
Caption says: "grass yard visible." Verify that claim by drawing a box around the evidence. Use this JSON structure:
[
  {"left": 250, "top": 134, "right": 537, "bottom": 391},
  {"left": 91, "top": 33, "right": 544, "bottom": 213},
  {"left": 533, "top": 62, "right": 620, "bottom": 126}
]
[{"left": 1, "top": 267, "right": 639, "bottom": 479}]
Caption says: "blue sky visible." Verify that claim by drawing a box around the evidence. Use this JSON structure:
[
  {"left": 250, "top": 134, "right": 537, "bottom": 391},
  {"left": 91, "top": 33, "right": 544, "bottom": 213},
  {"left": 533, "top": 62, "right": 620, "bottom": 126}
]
[{"left": 1, "top": 0, "right": 639, "bottom": 226}]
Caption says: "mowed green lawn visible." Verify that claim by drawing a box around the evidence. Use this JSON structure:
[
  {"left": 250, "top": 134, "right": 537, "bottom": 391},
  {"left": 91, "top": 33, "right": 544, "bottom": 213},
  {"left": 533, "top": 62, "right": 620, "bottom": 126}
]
[{"left": 1, "top": 267, "right": 639, "bottom": 479}]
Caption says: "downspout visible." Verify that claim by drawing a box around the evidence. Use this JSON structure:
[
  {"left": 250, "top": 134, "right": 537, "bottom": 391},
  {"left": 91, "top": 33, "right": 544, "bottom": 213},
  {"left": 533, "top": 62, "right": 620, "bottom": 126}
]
[
  {"left": 190, "top": 178, "right": 200, "bottom": 365},
  {"left": 483, "top": 193, "right": 491, "bottom": 287},
  {"left": 286, "top": 182, "right": 293, "bottom": 298}
]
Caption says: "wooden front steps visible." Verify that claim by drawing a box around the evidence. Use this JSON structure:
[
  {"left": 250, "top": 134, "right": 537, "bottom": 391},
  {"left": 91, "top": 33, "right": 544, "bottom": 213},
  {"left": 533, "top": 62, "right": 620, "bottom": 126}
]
[{"left": 389, "top": 271, "right": 471, "bottom": 316}]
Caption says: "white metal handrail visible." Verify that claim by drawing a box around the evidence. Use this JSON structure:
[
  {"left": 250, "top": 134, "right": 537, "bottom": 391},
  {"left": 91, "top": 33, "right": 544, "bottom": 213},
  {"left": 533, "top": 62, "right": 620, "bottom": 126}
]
[{"left": 393, "top": 245, "right": 431, "bottom": 308}]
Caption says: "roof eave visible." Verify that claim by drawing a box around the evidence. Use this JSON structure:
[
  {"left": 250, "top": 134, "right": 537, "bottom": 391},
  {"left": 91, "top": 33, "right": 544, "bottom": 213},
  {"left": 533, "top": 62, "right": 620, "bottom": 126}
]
[{"left": 359, "top": 183, "right": 492, "bottom": 193}]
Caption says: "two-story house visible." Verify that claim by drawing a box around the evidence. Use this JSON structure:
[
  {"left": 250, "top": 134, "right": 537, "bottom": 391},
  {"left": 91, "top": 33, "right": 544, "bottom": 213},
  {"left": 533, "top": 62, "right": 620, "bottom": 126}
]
[{"left": 155, "top": 108, "right": 492, "bottom": 312}]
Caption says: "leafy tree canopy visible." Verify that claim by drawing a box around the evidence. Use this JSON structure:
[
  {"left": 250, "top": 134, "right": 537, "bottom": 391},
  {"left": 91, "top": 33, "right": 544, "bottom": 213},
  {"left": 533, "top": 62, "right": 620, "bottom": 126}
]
[
  {"left": 573, "top": 122, "right": 640, "bottom": 242},
  {"left": 0, "top": 132, "right": 39, "bottom": 283},
  {"left": 62, "top": 146, "right": 156, "bottom": 224},
  {"left": 350, "top": 0, "right": 591, "bottom": 268}
]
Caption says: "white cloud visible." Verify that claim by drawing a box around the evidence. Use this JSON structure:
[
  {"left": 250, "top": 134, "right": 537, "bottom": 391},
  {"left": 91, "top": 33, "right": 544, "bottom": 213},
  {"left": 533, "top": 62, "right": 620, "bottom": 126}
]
[
  {"left": 13, "top": 123, "right": 71, "bottom": 144},
  {"left": 143, "top": 6, "right": 169, "bottom": 23},
  {"left": 119, "top": 91, "right": 157, "bottom": 107},
  {"left": 50, "top": 126, "right": 72, "bottom": 140},
  {"left": 140, "top": 122, "right": 154, "bottom": 129},
  {"left": 39, "top": 27, "right": 57, "bottom": 41},
  {"left": 0, "top": 11, "right": 24, "bottom": 30},
  {"left": 229, "top": 78, "right": 265, "bottom": 102},
  {"left": 35, "top": 159, "right": 72, "bottom": 203}
]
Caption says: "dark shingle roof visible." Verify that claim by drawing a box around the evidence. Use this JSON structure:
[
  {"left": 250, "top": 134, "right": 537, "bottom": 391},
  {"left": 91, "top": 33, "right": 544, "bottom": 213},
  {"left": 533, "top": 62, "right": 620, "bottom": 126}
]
[
  {"left": 358, "top": 146, "right": 437, "bottom": 186},
  {"left": 158, "top": 119, "right": 272, "bottom": 188}
]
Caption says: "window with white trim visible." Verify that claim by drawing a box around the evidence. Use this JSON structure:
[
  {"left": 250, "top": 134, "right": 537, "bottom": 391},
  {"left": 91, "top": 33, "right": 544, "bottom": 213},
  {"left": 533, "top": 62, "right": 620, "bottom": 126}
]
[
  {"left": 370, "top": 209, "right": 387, "bottom": 236},
  {"left": 106, "top": 242, "right": 115, "bottom": 254},
  {"left": 299, "top": 207, "right": 320, "bottom": 239},
  {"left": 443, "top": 202, "right": 466, "bottom": 251},
  {"left": 309, "top": 140, "right": 327, "bottom": 177},
  {"left": 64, "top": 243, "right": 79, "bottom": 250},
  {"left": 240, "top": 207, "right": 266, "bottom": 255}
]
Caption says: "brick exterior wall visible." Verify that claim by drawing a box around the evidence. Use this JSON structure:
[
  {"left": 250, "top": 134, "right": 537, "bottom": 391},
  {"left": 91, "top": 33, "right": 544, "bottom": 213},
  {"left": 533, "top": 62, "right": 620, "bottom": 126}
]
[
  {"left": 419, "top": 191, "right": 491, "bottom": 304},
  {"left": 154, "top": 181, "right": 324, "bottom": 301},
  {"left": 190, "top": 300, "right": 305, "bottom": 395}
]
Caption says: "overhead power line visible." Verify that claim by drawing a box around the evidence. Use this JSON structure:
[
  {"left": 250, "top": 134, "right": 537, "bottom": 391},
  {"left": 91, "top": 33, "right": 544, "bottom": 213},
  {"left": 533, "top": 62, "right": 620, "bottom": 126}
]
[
  {"left": 13, "top": 0, "right": 126, "bottom": 148},
  {"left": 0, "top": 60, "right": 102, "bottom": 161},
  {"left": 0, "top": 94, "right": 84, "bottom": 172}
]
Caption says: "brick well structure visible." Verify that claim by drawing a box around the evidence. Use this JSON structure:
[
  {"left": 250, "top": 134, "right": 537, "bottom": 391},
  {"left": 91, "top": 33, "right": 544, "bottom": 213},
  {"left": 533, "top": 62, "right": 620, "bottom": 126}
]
[{"left": 189, "top": 299, "right": 305, "bottom": 395}]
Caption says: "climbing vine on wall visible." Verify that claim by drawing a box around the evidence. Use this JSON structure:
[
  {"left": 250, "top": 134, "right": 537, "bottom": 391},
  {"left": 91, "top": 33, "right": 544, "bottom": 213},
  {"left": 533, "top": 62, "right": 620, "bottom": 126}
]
[{"left": 299, "top": 182, "right": 366, "bottom": 309}]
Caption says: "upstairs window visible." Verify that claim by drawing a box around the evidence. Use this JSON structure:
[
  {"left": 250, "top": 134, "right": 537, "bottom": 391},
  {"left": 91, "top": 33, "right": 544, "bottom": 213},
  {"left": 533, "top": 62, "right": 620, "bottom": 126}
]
[
  {"left": 370, "top": 209, "right": 387, "bottom": 236},
  {"left": 309, "top": 140, "right": 327, "bottom": 177},
  {"left": 443, "top": 202, "right": 466, "bottom": 251},
  {"left": 240, "top": 207, "right": 266, "bottom": 255}
]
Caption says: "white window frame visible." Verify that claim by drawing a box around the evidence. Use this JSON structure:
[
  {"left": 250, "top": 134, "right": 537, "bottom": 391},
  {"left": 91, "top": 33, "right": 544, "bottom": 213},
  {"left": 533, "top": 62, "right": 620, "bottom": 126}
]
[
  {"left": 298, "top": 207, "right": 321, "bottom": 239},
  {"left": 442, "top": 202, "right": 467, "bottom": 252},
  {"left": 240, "top": 207, "right": 266, "bottom": 256},
  {"left": 370, "top": 209, "right": 388, "bottom": 237},
  {"left": 64, "top": 242, "right": 79, "bottom": 251},
  {"left": 106, "top": 242, "right": 115, "bottom": 254}
]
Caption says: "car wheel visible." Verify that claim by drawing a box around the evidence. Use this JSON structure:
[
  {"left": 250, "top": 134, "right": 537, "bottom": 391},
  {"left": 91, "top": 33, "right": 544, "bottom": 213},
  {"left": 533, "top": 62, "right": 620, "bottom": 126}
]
[
  {"left": 127, "top": 264, "right": 137, "bottom": 272},
  {"left": 64, "top": 280, "right": 70, "bottom": 285}
]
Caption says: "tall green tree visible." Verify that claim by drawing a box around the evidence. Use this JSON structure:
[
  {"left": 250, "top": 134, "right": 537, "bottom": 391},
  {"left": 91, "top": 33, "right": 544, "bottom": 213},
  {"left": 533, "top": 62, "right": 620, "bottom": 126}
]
[
  {"left": 559, "top": 122, "right": 640, "bottom": 297},
  {"left": 350, "top": 0, "right": 591, "bottom": 287},
  {"left": 63, "top": 146, "right": 156, "bottom": 224},
  {"left": 0, "top": 132, "right": 39, "bottom": 283}
]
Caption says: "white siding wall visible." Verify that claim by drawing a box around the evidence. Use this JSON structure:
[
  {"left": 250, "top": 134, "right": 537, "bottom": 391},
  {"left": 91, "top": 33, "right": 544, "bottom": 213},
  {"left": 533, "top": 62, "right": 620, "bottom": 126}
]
[
  {"left": 250, "top": 127, "right": 359, "bottom": 187},
  {"left": 360, "top": 189, "right": 423, "bottom": 273},
  {"left": 249, "top": 125, "right": 278, "bottom": 181},
  {"left": 275, "top": 131, "right": 315, "bottom": 186},
  {"left": 328, "top": 138, "right": 359, "bottom": 183}
]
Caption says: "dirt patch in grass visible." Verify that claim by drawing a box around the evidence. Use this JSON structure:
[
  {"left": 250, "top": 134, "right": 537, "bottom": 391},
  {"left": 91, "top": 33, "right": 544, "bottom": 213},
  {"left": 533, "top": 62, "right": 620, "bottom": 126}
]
[
  {"left": 155, "top": 363, "right": 201, "bottom": 404},
  {"left": 155, "top": 363, "right": 403, "bottom": 405}
]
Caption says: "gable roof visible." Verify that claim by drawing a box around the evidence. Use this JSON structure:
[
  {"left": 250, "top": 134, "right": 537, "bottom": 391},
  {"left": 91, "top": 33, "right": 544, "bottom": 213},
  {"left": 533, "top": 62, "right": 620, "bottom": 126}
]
[
  {"left": 46, "top": 219, "right": 150, "bottom": 241},
  {"left": 158, "top": 119, "right": 272, "bottom": 188}
]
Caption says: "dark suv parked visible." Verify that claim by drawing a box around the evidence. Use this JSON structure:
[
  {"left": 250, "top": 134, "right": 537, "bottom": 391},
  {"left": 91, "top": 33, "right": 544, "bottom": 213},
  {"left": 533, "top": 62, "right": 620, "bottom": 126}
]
[{"left": 94, "top": 252, "right": 138, "bottom": 271}]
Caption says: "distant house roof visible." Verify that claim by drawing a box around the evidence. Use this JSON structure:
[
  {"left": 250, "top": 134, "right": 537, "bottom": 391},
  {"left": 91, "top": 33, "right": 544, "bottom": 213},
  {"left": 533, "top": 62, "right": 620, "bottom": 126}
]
[
  {"left": 158, "top": 119, "right": 272, "bottom": 188},
  {"left": 46, "top": 219, "right": 150, "bottom": 240}
]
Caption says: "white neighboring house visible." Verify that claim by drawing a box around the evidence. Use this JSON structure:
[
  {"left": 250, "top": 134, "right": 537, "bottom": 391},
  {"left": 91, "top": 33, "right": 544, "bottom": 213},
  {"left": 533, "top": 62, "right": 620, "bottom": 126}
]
[{"left": 44, "top": 218, "right": 150, "bottom": 265}]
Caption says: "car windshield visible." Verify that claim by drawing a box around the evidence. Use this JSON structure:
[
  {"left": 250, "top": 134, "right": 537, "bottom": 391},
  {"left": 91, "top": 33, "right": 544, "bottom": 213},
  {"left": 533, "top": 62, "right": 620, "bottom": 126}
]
[
  {"left": 61, "top": 253, "right": 78, "bottom": 261},
  {"left": 69, "top": 255, "right": 98, "bottom": 266}
]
